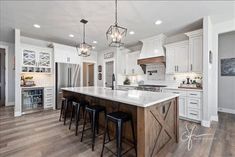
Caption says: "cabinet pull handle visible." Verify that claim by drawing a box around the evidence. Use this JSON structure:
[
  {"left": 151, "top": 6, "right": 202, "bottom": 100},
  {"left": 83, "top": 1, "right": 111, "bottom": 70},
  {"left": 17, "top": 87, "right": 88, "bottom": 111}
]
[
  {"left": 175, "top": 66, "right": 176, "bottom": 72},
  {"left": 190, "top": 102, "right": 198, "bottom": 104},
  {"left": 191, "top": 64, "right": 193, "bottom": 71},
  {"left": 190, "top": 113, "right": 198, "bottom": 116},
  {"left": 173, "top": 92, "right": 179, "bottom": 94},
  {"left": 190, "top": 94, "right": 197, "bottom": 96},
  {"left": 177, "top": 66, "right": 179, "bottom": 72}
]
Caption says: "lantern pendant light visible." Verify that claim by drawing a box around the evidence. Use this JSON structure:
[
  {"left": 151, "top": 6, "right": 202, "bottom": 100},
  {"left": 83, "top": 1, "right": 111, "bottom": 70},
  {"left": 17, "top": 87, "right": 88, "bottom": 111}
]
[
  {"left": 106, "top": 0, "right": 127, "bottom": 47},
  {"left": 77, "top": 19, "right": 92, "bottom": 57}
]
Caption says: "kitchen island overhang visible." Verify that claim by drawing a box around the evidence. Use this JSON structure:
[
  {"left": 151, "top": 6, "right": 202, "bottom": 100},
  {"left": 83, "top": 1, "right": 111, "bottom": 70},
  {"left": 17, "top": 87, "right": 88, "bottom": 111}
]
[{"left": 62, "top": 87, "right": 179, "bottom": 157}]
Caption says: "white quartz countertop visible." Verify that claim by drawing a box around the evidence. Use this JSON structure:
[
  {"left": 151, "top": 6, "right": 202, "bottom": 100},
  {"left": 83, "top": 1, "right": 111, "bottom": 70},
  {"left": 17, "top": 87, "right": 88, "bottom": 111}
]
[
  {"left": 61, "top": 87, "right": 179, "bottom": 108},
  {"left": 163, "top": 86, "right": 203, "bottom": 92}
]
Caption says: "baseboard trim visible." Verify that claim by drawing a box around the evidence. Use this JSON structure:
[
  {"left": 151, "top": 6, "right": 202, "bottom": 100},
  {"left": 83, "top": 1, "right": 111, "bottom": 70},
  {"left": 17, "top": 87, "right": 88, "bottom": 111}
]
[
  {"left": 218, "top": 107, "right": 235, "bottom": 114},
  {"left": 14, "top": 111, "right": 21, "bottom": 117},
  {"left": 210, "top": 115, "right": 218, "bottom": 122},
  {"left": 201, "top": 120, "right": 211, "bottom": 128},
  {"left": 6, "top": 101, "right": 15, "bottom": 106}
]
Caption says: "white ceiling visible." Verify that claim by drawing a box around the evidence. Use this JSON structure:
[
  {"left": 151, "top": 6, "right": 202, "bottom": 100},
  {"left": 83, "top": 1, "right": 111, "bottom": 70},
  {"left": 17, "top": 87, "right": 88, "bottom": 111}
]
[{"left": 0, "top": 1, "right": 234, "bottom": 50}]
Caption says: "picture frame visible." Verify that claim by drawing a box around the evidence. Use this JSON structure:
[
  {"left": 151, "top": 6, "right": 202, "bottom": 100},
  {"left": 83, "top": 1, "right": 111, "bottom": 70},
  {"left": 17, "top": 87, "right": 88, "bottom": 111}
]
[{"left": 221, "top": 58, "right": 235, "bottom": 76}]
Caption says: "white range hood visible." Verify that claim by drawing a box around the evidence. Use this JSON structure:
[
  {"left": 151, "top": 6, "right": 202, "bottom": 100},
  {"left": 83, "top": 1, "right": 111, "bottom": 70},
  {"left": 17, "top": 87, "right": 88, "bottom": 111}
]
[
  {"left": 139, "top": 34, "right": 167, "bottom": 59},
  {"left": 137, "top": 34, "right": 167, "bottom": 73}
]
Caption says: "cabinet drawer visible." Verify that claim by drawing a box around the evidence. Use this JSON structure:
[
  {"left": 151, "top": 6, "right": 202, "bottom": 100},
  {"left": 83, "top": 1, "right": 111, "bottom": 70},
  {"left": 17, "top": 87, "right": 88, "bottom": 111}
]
[
  {"left": 44, "top": 103, "right": 53, "bottom": 108},
  {"left": 45, "top": 93, "right": 53, "bottom": 97},
  {"left": 45, "top": 98, "right": 53, "bottom": 103},
  {"left": 188, "top": 109, "right": 201, "bottom": 121},
  {"left": 188, "top": 98, "right": 201, "bottom": 109},
  {"left": 44, "top": 88, "right": 53, "bottom": 94},
  {"left": 163, "top": 89, "right": 187, "bottom": 97},
  {"left": 187, "top": 91, "right": 201, "bottom": 98}
]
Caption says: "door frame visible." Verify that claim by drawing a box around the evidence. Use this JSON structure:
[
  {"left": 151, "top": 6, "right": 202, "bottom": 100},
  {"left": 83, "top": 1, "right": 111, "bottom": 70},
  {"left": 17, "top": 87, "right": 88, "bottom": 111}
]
[
  {"left": 81, "top": 60, "right": 97, "bottom": 87},
  {"left": 104, "top": 59, "right": 115, "bottom": 88},
  {"left": 87, "top": 63, "right": 94, "bottom": 86},
  {"left": 0, "top": 45, "right": 8, "bottom": 106}
]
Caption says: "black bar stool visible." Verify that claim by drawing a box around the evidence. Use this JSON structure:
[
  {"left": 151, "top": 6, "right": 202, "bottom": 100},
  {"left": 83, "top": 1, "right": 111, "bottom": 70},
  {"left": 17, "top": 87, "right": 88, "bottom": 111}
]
[
  {"left": 81, "top": 105, "right": 107, "bottom": 151},
  {"left": 62, "top": 97, "right": 75, "bottom": 125},
  {"left": 69, "top": 100, "right": 87, "bottom": 136},
  {"left": 101, "top": 111, "right": 137, "bottom": 157},
  {"left": 59, "top": 97, "right": 66, "bottom": 122}
]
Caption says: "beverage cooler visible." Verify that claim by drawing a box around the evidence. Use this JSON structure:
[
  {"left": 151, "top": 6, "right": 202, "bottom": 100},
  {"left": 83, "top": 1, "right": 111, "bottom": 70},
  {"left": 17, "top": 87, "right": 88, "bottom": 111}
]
[{"left": 22, "top": 88, "right": 43, "bottom": 114}]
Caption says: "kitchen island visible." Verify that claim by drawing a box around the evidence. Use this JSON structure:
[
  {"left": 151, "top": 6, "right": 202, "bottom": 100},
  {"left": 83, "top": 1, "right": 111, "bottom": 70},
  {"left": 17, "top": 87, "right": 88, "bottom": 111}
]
[{"left": 62, "top": 87, "right": 179, "bottom": 157}]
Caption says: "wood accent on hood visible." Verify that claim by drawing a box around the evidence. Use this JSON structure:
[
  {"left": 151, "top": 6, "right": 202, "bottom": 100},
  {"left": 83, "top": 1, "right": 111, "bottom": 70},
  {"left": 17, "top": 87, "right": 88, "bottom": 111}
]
[
  {"left": 137, "top": 56, "right": 165, "bottom": 74},
  {"left": 137, "top": 56, "right": 165, "bottom": 65}
]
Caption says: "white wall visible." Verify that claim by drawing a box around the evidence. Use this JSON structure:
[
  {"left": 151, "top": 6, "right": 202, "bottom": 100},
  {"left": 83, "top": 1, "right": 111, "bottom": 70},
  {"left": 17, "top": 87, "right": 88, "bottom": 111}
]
[
  {"left": 218, "top": 31, "right": 235, "bottom": 112},
  {"left": 97, "top": 47, "right": 117, "bottom": 87},
  {"left": 0, "top": 41, "right": 15, "bottom": 105}
]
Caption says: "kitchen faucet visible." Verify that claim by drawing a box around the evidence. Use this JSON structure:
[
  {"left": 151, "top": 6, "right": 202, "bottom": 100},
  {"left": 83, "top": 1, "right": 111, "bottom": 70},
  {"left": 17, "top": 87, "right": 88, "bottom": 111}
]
[{"left": 111, "top": 73, "right": 115, "bottom": 90}]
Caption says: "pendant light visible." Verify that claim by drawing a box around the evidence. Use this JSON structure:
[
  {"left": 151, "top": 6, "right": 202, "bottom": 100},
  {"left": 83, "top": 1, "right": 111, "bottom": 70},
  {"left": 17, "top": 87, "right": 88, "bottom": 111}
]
[
  {"left": 106, "top": 0, "right": 127, "bottom": 47},
  {"left": 77, "top": 19, "right": 92, "bottom": 57}
]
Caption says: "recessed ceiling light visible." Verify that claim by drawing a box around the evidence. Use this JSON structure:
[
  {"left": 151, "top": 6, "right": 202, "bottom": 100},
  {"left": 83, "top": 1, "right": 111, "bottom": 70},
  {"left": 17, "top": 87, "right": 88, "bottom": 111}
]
[
  {"left": 33, "top": 24, "right": 40, "bottom": 28},
  {"left": 93, "top": 41, "right": 98, "bottom": 44},
  {"left": 129, "top": 31, "right": 135, "bottom": 35},
  {"left": 69, "top": 34, "right": 74, "bottom": 38},
  {"left": 92, "top": 46, "right": 96, "bottom": 49},
  {"left": 155, "top": 20, "right": 162, "bottom": 25}
]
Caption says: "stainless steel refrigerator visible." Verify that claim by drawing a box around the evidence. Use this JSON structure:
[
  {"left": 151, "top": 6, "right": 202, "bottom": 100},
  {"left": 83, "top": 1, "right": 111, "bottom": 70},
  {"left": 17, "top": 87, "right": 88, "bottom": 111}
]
[{"left": 55, "top": 62, "right": 80, "bottom": 109}]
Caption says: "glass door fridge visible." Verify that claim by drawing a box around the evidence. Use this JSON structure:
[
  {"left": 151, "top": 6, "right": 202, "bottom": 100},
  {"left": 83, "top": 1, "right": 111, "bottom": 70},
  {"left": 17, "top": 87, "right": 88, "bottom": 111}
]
[{"left": 22, "top": 88, "right": 43, "bottom": 114}]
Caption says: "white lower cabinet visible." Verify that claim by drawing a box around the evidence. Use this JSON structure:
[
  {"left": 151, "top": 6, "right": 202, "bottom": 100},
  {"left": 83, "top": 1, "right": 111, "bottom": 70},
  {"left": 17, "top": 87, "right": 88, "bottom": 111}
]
[
  {"left": 162, "top": 88, "right": 202, "bottom": 122},
  {"left": 44, "top": 87, "right": 54, "bottom": 109}
]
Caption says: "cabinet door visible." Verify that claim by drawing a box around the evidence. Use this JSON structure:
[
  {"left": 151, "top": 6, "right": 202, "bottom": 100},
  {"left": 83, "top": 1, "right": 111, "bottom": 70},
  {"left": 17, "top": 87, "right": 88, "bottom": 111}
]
[
  {"left": 38, "top": 51, "right": 51, "bottom": 68},
  {"left": 174, "top": 44, "right": 189, "bottom": 73},
  {"left": 179, "top": 96, "right": 187, "bottom": 117},
  {"left": 189, "top": 36, "right": 203, "bottom": 73},
  {"left": 22, "top": 49, "right": 37, "bottom": 67},
  {"left": 165, "top": 47, "right": 175, "bottom": 74}
]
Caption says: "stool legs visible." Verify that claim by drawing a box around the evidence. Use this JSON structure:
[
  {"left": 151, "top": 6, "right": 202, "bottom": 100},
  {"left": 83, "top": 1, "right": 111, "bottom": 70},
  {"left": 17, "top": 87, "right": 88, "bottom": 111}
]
[
  {"left": 92, "top": 111, "right": 96, "bottom": 151},
  {"left": 63, "top": 100, "right": 70, "bottom": 125},
  {"left": 69, "top": 104, "right": 75, "bottom": 130},
  {"left": 117, "top": 121, "right": 123, "bottom": 157},
  {"left": 75, "top": 104, "right": 81, "bottom": 136},
  {"left": 81, "top": 110, "right": 87, "bottom": 142},
  {"left": 101, "top": 118, "right": 109, "bottom": 157},
  {"left": 59, "top": 100, "right": 65, "bottom": 121}
]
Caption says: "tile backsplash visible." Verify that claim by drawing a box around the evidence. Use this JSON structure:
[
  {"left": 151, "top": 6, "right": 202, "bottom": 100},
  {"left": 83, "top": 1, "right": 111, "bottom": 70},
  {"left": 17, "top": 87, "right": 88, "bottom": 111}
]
[
  {"left": 21, "top": 73, "right": 54, "bottom": 86},
  {"left": 146, "top": 63, "right": 165, "bottom": 81}
]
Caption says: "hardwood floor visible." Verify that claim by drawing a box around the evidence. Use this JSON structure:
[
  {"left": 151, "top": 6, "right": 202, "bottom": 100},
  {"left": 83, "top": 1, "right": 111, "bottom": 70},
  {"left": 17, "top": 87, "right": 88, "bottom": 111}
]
[{"left": 0, "top": 106, "right": 234, "bottom": 157}]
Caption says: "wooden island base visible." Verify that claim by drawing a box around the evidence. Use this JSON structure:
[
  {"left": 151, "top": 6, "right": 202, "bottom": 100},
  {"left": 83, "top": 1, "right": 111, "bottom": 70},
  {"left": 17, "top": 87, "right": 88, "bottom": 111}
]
[{"left": 63, "top": 90, "right": 178, "bottom": 157}]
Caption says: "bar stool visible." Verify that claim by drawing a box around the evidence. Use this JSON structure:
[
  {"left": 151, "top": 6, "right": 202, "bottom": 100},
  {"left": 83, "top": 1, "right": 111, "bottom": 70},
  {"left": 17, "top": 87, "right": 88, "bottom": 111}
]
[
  {"left": 81, "top": 105, "right": 107, "bottom": 151},
  {"left": 69, "top": 100, "right": 87, "bottom": 136},
  {"left": 101, "top": 111, "right": 137, "bottom": 157}
]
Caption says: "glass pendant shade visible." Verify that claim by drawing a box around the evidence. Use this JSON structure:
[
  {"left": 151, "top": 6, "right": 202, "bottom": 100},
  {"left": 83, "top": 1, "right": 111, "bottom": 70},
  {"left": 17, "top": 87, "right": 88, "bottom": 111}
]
[
  {"left": 106, "top": 0, "right": 127, "bottom": 47},
  {"left": 77, "top": 42, "right": 92, "bottom": 57},
  {"left": 106, "top": 24, "right": 127, "bottom": 47},
  {"left": 77, "top": 19, "right": 92, "bottom": 57}
]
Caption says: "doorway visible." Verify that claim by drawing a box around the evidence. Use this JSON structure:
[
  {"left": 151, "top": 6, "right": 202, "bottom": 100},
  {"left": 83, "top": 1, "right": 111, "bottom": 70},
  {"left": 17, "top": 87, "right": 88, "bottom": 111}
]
[
  {"left": 0, "top": 48, "right": 5, "bottom": 106},
  {"left": 105, "top": 61, "right": 114, "bottom": 88},
  {"left": 83, "top": 62, "right": 95, "bottom": 86},
  {"left": 218, "top": 31, "right": 235, "bottom": 113}
]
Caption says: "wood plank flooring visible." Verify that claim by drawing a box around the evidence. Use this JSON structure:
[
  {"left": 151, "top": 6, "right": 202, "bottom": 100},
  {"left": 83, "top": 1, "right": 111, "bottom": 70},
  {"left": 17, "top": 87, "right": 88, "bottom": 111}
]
[{"left": 0, "top": 106, "right": 234, "bottom": 157}]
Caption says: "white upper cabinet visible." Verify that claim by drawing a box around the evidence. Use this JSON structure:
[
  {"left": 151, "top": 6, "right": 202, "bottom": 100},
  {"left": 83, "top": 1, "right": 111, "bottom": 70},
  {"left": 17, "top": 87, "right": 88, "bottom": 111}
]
[
  {"left": 165, "top": 40, "right": 189, "bottom": 74},
  {"left": 21, "top": 44, "right": 52, "bottom": 73},
  {"left": 185, "top": 29, "right": 203, "bottom": 73}
]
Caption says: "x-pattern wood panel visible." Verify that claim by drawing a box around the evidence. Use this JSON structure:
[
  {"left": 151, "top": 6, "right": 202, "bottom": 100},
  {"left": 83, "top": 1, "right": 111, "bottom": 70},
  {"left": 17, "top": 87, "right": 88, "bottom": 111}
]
[{"left": 146, "top": 100, "right": 176, "bottom": 157}]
